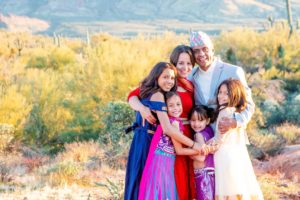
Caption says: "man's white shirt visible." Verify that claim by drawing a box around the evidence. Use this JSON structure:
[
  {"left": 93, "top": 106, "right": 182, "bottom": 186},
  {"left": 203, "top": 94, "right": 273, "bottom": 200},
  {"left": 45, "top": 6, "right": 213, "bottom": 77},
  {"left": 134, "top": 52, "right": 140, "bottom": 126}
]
[{"left": 193, "top": 60, "right": 217, "bottom": 104}]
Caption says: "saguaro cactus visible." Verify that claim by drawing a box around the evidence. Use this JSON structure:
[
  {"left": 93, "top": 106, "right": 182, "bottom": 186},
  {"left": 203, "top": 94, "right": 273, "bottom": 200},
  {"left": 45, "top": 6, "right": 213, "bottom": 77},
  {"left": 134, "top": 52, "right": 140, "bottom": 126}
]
[
  {"left": 14, "top": 38, "right": 23, "bottom": 56},
  {"left": 86, "top": 29, "right": 90, "bottom": 47},
  {"left": 267, "top": 15, "right": 275, "bottom": 27},
  {"left": 286, "top": 0, "right": 293, "bottom": 37}
]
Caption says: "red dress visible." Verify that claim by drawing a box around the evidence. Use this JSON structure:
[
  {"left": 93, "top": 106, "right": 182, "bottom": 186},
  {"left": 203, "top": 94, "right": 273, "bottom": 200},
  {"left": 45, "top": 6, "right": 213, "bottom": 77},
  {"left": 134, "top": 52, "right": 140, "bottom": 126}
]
[
  {"left": 175, "top": 90, "right": 196, "bottom": 200},
  {"left": 127, "top": 81, "right": 196, "bottom": 200}
]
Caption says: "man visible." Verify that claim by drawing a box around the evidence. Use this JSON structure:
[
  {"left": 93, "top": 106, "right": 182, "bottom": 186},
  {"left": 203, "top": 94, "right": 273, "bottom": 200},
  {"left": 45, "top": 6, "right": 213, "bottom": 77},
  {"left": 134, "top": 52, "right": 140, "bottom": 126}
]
[{"left": 188, "top": 31, "right": 255, "bottom": 133}]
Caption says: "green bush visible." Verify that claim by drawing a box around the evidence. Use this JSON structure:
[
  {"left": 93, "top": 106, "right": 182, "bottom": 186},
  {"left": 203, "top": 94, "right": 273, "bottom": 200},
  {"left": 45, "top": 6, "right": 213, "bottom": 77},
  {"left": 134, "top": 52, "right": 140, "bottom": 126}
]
[
  {"left": 284, "top": 73, "right": 300, "bottom": 93},
  {"left": 264, "top": 95, "right": 300, "bottom": 127},
  {"left": 23, "top": 104, "right": 49, "bottom": 146},
  {"left": 48, "top": 47, "right": 76, "bottom": 70},
  {"left": 99, "top": 101, "right": 134, "bottom": 147},
  {"left": 261, "top": 100, "right": 284, "bottom": 126},
  {"left": 283, "top": 96, "right": 300, "bottom": 125},
  {"left": 26, "top": 56, "right": 47, "bottom": 69}
]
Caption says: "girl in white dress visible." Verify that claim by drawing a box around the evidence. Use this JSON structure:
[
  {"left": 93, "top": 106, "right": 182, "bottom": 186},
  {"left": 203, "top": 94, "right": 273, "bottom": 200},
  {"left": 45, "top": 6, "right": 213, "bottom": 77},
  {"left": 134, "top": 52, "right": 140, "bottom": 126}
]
[{"left": 210, "top": 78, "right": 264, "bottom": 200}]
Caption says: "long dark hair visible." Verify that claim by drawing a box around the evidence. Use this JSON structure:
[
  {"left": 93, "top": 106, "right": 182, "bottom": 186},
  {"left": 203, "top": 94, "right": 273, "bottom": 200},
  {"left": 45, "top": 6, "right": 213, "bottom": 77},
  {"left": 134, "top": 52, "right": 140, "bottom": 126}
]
[
  {"left": 170, "top": 45, "right": 195, "bottom": 67},
  {"left": 216, "top": 78, "right": 247, "bottom": 113},
  {"left": 189, "top": 105, "right": 216, "bottom": 123},
  {"left": 140, "top": 62, "right": 177, "bottom": 99}
]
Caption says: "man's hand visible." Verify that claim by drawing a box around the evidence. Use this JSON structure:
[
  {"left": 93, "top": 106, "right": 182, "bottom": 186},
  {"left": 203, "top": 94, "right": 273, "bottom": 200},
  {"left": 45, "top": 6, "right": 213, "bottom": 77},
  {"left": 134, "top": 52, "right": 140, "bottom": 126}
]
[
  {"left": 140, "top": 106, "right": 156, "bottom": 126},
  {"left": 218, "top": 117, "right": 237, "bottom": 134}
]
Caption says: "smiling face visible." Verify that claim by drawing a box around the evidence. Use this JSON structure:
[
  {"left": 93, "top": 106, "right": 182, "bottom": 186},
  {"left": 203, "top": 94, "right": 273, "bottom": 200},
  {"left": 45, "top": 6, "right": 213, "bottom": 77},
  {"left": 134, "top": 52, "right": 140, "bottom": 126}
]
[
  {"left": 157, "top": 68, "right": 176, "bottom": 92},
  {"left": 190, "top": 112, "right": 210, "bottom": 132},
  {"left": 217, "top": 84, "right": 229, "bottom": 106},
  {"left": 192, "top": 44, "right": 214, "bottom": 71},
  {"left": 176, "top": 52, "right": 193, "bottom": 78},
  {"left": 166, "top": 94, "right": 182, "bottom": 118}
]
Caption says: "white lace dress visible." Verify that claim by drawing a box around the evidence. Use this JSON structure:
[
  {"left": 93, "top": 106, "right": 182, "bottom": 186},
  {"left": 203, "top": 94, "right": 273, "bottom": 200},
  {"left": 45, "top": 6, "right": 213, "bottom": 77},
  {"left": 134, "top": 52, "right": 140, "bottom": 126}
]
[{"left": 214, "top": 107, "right": 264, "bottom": 200}]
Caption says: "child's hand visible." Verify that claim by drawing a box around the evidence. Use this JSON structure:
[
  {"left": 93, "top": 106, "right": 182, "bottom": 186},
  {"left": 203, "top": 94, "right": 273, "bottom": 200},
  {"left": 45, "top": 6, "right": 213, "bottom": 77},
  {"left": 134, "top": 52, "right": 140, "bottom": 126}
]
[
  {"left": 193, "top": 142, "right": 203, "bottom": 153},
  {"left": 200, "top": 144, "right": 209, "bottom": 156}
]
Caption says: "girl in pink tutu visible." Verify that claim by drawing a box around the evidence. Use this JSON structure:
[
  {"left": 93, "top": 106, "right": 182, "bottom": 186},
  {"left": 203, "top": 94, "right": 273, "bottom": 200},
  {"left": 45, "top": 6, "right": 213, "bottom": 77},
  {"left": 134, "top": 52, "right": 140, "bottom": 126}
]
[{"left": 138, "top": 91, "right": 200, "bottom": 200}]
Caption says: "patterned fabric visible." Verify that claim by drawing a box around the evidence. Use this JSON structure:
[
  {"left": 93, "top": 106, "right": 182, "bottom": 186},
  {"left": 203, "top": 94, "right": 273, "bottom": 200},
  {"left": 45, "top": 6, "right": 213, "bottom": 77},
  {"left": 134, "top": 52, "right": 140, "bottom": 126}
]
[
  {"left": 124, "top": 99, "right": 167, "bottom": 200},
  {"left": 138, "top": 118, "right": 182, "bottom": 200},
  {"left": 139, "top": 149, "right": 178, "bottom": 200},
  {"left": 194, "top": 126, "right": 215, "bottom": 200},
  {"left": 194, "top": 168, "right": 215, "bottom": 200},
  {"left": 190, "top": 31, "right": 213, "bottom": 49},
  {"left": 156, "top": 134, "right": 176, "bottom": 155}
]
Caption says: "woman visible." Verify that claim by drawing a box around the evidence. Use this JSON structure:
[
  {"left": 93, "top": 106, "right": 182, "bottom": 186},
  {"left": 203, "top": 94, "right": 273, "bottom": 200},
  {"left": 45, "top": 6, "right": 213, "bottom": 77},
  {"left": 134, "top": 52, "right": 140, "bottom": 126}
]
[
  {"left": 127, "top": 45, "right": 197, "bottom": 200},
  {"left": 125, "top": 61, "right": 200, "bottom": 200}
]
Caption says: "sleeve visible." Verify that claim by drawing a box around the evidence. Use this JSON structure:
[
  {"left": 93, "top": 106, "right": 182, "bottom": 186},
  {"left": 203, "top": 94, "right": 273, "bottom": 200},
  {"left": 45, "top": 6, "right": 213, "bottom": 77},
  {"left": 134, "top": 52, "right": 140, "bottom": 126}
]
[
  {"left": 127, "top": 87, "right": 140, "bottom": 101},
  {"left": 141, "top": 100, "right": 167, "bottom": 112},
  {"left": 234, "top": 67, "right": 255, "bottom": 129}
]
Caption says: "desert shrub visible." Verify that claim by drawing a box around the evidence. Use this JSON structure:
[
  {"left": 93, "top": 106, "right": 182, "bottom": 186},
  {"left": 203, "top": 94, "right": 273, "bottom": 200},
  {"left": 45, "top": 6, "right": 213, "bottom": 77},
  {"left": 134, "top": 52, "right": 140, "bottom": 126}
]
[
  {"left": 99, "top": 101, "right": 134, "bottom": 147},
  {"left": 48, "top": 47, "right": 76, "bottom": 71},
  {"left": 0, "top": 161, "right": 14, "bottom": 183},
  {"left": 275, "top": 123, "right": 300, "bottom": 144},
  {"left": 46, "top": 161, "right": 83, "bottom": 186},
  {"left": 247, "top": 107, "right": 266, "bottom": 129},
  {"left": 0, "top": 86, "right": 32, "bottom": 132},
  {"left": 47, "top": 129, "right": 99, "bottom": 154},
  {"left": 283, "top": 72, "right": 300, "bottom": 93},
  {"left": 56, "top": 141, "right": 104, "bottom": 163},
  {"left": 261, "top": 99, "right": 284, "bottom": 126},
  {"left": 23, "top": 104, "right": 49, "bottom": 146},
  {"left": 96, "top": 178, "right": 124, "bottom": 200},
  {"left": 42, "top": 141, "right": 104, "bottom": 186},
  {"left": 248, "top": 128, "right": 286, "bottom": 157},
  {"left": 260, "top": 94, "right": 300, "bottom": 132},
  {"left": 26, "top": 56, "right": 47, "bottom": 69},
  {"left": 225, "top": 47, "right": 237, "bottom": 65},
  {"left": 262, "top": 66, "right": 284, "bottom": 80},
  {"left": 0, "top": 124, "right": 15, "bottom": 152},
  {"left": 280, "top": 96, "right": 300, "bottom": 126},
  {"left": 259, "top": 174, "right": 300, "bottom": 200}
]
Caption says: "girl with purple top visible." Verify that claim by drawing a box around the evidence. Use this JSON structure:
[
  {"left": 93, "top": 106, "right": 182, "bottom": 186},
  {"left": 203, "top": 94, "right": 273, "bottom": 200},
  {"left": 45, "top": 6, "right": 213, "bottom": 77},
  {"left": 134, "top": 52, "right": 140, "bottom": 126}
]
[
  {"left": 189, "top": 105, "right": 216, "bottom": 200},
  {"left": 138, "top": 92, "right": 200, "bottom": 200}
]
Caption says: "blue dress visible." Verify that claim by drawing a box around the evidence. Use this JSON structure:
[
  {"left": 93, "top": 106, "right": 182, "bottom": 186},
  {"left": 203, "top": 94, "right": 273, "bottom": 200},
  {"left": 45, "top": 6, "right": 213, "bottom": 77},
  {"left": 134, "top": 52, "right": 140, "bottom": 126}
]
[{"left": 124, "top": 99, "right": 167, "bottom": 200}]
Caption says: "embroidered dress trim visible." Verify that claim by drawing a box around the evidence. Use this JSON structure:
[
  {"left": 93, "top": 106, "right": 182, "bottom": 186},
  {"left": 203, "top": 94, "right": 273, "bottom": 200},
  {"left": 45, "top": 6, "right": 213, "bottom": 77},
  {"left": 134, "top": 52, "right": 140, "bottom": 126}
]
[
  {"left": 154, "top": 149, "right": 176, "bottom": 158},
  {"left": 215, "top": 195, "right": 261, "bottom": 200}
]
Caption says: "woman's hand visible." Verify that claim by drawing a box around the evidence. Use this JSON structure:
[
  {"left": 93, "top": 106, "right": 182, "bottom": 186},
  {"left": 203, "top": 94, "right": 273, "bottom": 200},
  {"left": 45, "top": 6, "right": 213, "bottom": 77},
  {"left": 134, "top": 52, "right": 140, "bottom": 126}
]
[
  {"left": 140, "top": 106, "right": 156, "bottom": 125},
  {"left": 128, "top": 96, "right": 156, "bottom": 125}
]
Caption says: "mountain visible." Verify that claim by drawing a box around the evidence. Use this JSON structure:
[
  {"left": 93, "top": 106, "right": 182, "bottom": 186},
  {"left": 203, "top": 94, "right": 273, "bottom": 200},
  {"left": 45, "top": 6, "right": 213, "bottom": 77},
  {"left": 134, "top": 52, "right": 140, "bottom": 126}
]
[{"left": 0, "top": 0, "right": 299, "bottom": 37}]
